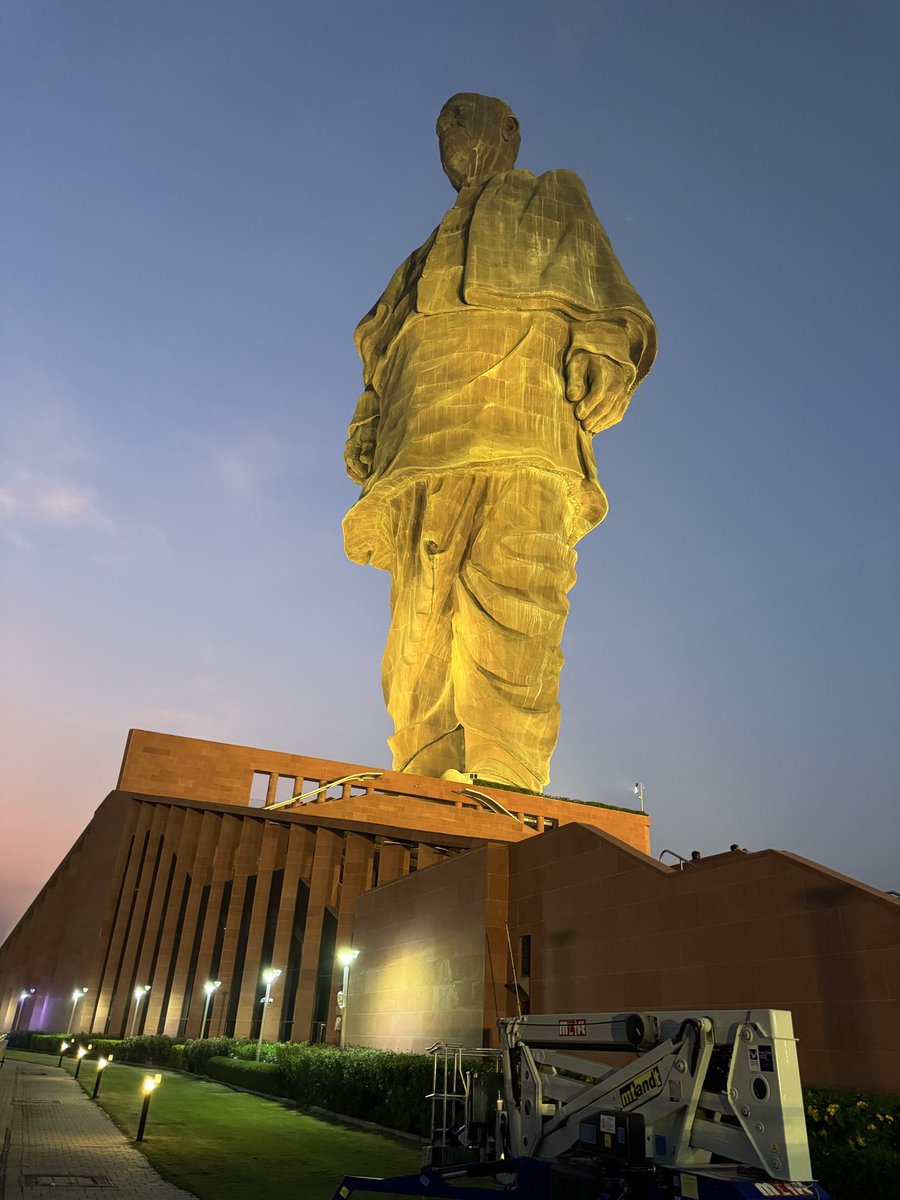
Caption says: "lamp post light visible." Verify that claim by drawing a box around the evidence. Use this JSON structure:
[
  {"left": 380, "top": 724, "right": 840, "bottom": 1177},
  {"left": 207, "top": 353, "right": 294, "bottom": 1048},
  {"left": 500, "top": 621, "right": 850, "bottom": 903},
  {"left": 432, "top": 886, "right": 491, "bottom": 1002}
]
[
  {"left": 13, "top": 989, "right": 35, "bottom": 1032},
  {"left": 336, "top": 948, "right": 360, "bottom": 1049},
  {"left": 201, "top": 980, "right": 222, "bottom": 1038},
  {"left": 129, "top": 985, "right": 151, "bottom": 1037},
  {"left": 69, "top": 987, "right": 89, "bottom": 1034},
  {"left": 73, "top": 1044, "right": 92, "bottom": 1081},
  {"left": 91, "top": 1055, "right": 112, "bottom": 1099},
  {"left": 255, "top": 968, "right": 281, "bottom": 1061},
  {"left": 57, "top": 1041, "right": 70, "bottom": 1069},
  {"left": 136, "top": 1074, "right": 161, "bottom": 1142}
]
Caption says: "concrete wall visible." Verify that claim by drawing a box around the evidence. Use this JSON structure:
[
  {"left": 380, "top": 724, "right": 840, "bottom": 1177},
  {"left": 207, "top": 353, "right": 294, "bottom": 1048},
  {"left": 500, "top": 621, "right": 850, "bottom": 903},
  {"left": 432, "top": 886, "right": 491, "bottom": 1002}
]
[
  {"left": 346, "top": 843, "right": 510, "bottom": 1051},
  {"left": 507, "top": 823, "right": 899, "bottom": 1094}
]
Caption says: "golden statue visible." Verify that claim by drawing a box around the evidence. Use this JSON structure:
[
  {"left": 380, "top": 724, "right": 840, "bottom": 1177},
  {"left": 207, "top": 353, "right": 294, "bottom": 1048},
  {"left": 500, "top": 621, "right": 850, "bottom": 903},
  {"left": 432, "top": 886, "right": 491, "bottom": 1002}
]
[{"left": 344, "top": 93, "right": 656, "bottom": 792}]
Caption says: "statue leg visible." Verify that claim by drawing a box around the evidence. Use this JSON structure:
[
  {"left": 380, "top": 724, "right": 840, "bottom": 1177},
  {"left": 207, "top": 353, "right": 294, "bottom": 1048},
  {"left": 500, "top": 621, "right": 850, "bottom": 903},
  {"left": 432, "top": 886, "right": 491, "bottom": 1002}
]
[
  {"left": 453, "top": 470, "right": 577, "bottom": 792},
  {"left": 382, "top": 480, "right": 468, "bottom": 777}
]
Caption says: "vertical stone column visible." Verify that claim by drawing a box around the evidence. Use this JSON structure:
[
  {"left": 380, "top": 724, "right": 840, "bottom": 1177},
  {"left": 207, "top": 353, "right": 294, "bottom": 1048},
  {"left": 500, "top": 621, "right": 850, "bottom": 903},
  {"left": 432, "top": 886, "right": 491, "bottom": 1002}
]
[
  {"left": 93, "top": 799, "right": 158, "bottom": 1035},
  {"left": 233, "top": 822, "right": 289, "bottom": 1036},
  {"left": 327, "top": 833, "right": 375, "bottom": 1042},
  {"left": 290, "top": 828, "right": 342, "bottom": 1042},
  {"left": 162, "top": 811, "right": 232, "bottom": 1035},
  {"left": 216, "top": 817, "right": 265, "bottom": 1037}
]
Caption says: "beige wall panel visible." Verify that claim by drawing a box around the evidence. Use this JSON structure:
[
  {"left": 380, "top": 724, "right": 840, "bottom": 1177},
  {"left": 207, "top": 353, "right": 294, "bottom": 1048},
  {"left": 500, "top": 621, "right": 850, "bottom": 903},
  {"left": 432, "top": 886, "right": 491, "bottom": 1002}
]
[
  {"left": 506, "top": 825, "right": 900, "bottom": 1094},
  {"left": 347, "top": 847, "right": 492, "bottom": 1051},
  {"left": 327, "top": 832, "right": 375, "bottom": 1042},
  {"left": 95, "top": 800, "right": 160, "bottom": 1035},
  {"left": 291, "top": 828, "right": 342, "bottom": 1042},
  {"left": 214, "top": 818, "right": 265, "bottom": 1038},
  {"left": 161, "top": 811, "right": 233, "bottom": 1037},
  {"left": 377, "top": 843, "right": 410, "bottom": 886},
  {"left": 233, "top": 823, "right": 289, "bottom": 1035},
  {"left": 143, "top": 807, "right": 203, "bottom": 1035}
]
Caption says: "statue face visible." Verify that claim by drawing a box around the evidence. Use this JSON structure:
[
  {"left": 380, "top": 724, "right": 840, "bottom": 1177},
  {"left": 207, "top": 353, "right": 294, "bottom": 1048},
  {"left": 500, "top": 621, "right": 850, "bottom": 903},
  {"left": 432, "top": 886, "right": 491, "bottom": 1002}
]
[{"left": 436, "top": 93, "right": 519, "bottom": 190}]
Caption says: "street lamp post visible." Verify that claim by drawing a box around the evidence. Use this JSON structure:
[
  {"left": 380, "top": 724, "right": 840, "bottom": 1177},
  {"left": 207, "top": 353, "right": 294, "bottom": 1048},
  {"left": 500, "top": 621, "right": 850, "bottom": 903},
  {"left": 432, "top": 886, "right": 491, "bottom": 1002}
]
[
  {"left": 13, "top": 989, "right": 35, "bottom": 1032},
  {"left": 130, "top": 985, "right": 151, "bottom": 1037},
  {"left": 255, "top": 968, "right": 281, "bottom": 1060},
  {"left": 336, "top": 949, "right": 360, "bottom": 1049},
  {"left": 69, "top": 987, "right": 89, "bottom": 1034},
  {"left": 201, "top": 980, "right": 221, "bottom": 1038}
]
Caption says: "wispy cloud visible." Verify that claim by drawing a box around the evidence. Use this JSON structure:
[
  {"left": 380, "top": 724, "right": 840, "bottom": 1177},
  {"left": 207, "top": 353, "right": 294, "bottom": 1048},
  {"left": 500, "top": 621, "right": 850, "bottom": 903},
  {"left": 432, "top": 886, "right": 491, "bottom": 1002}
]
[
  {"left": 0, "top": 467, "right": 113, "bottom": 532},
  {"left": 208, "top": 432, "right": 287, "bottom": 500}
]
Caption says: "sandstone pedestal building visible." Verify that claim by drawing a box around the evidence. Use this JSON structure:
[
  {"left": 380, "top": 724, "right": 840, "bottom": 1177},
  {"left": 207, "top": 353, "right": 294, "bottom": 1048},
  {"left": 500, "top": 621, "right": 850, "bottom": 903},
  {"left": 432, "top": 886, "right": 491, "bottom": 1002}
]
[{"left": 0, "top": 729, "right": 897, "bottom": 1094}]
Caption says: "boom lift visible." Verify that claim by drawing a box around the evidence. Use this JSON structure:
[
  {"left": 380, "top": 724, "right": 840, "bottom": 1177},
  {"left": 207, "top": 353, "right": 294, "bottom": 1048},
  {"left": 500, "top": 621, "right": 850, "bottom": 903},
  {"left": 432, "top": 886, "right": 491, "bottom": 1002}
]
[{"left": 331, "top": 1009, "right": 831, "bottom": 1199}]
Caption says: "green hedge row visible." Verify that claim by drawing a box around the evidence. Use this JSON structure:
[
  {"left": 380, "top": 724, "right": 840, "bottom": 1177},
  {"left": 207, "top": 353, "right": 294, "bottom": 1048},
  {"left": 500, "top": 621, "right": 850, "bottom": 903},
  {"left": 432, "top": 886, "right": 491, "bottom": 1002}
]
[
  {"left": 273, "top": 1043, "right": 439, "bottom": 1136},
  {"left": 206, "top": 1056, "right": 282, "bottom": 1094}
]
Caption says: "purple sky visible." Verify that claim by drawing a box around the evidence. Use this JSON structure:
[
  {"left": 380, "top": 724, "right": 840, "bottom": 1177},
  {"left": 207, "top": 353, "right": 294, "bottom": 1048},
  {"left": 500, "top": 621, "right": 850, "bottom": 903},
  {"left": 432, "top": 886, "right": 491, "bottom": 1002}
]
[{"left": 2, "top": 0, "right": 898, "bottom": 942}]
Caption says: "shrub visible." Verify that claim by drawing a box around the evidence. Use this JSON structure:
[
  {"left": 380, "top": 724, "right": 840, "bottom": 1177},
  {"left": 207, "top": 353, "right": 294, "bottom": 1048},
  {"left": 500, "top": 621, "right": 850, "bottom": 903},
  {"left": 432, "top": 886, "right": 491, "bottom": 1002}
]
[
  {"left": 84, "top": 1038, "right": 123, "bottom": 1061},
  {"left": 31, "top": 1033, "right": 70, "bottom": 1055},
  {"left": 274, "top": 1044, "right": 437, "bottom": 1136},
  {"left": 169, "top": 1043, "right": 186, "bottom": 1071},
  {"left": 805, "top": 1088, "right": 900, "bottom": 1200},
  {"left": 113, "top": 1034, "right": 176, "bottom": 1065},
  {"left": 206, "top": 1056, "right": 281, "bottom": 1095},
  {"left": 181, "top": 1037, "right": 241, "bottom": 1075}
]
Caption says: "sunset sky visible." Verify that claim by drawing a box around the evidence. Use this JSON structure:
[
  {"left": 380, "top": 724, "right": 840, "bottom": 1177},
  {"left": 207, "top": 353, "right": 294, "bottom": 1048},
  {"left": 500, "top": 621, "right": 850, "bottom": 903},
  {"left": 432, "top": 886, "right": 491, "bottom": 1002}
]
[{"left": 2, "top": 0, "right": 898, "bottom": 942}]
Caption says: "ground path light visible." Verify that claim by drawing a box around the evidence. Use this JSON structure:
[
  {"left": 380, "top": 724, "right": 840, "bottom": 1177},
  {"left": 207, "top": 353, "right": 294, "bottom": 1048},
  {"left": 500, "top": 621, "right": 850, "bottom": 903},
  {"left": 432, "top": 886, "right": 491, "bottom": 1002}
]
[
  {"left": 256, "top": 968, "right": 281, "bottom": 1061},
  {"left": 73, "top": 1044, "right": 92, "bottom": 1080},
  {"left": 57, "top": 1040, "right": 70, "bottom": 1069},
  {"left": 337, "top": 949, "right": 360, "bottom": 1049},
  {"left": 136, "top": 1074, "right": 161, "bottom": 1142},
  {"left": 91, "top": 1055, "right": 112, "bottom": 1099},
  {"left": 201, "top": 980, "right": 221, "bottom": 1038},
  {"left": 68, "top": 987, "right": 88, "bottom": 1034}
]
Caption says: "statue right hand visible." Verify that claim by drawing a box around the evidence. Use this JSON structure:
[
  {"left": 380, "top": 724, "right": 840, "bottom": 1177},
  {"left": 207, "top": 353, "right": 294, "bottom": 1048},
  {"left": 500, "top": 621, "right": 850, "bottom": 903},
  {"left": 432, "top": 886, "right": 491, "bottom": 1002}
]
[{"left": 344, "top": 425, "right": 376, "bottom": 485}]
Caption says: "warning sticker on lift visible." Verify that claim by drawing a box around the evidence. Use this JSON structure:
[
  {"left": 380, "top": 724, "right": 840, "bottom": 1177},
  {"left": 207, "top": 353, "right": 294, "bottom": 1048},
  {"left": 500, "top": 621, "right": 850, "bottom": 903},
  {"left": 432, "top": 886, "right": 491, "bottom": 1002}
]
[
  {"left": 619, "top": 1065, "right": 663, "bottom": 1107},
  {"left": 558, "top": 1018, "right": 587, "bottom": 1037},
  {"left": 753, "top": 1184, "right": 815, "bottom": 1196}
]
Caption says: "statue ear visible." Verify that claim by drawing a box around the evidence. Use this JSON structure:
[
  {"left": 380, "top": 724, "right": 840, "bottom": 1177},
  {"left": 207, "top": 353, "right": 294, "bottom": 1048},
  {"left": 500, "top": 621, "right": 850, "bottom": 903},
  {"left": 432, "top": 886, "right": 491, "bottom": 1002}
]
[{"left": 501, "top": 114, "right": 519, "bottom": 144}]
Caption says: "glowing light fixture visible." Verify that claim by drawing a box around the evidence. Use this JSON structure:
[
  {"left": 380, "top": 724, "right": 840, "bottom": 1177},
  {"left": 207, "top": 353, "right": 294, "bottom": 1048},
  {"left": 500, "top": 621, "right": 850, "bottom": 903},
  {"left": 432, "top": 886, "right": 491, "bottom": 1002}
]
[
  {"left": 256, "top": 968, "right": 282, "bottom": 1060},
  {"left": 201, "top": 980, "right": 222, "bottom": 1038},
  {"left": 337, "top": 949, "right": 360, "bottom": 1049},
  {"left": 69, "top": 987, "right": 89, "bottom": 1035},
  {"left": 129, "top": 985, "right": 151, "bottom": 1037}
]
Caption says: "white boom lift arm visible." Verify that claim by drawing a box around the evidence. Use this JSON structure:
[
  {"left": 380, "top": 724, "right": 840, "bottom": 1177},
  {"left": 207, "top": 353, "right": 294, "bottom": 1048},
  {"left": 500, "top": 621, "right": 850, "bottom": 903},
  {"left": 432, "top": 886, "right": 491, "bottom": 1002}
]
[{"left": 499, "top": 1009, "right": 813, "bottom": 1181}]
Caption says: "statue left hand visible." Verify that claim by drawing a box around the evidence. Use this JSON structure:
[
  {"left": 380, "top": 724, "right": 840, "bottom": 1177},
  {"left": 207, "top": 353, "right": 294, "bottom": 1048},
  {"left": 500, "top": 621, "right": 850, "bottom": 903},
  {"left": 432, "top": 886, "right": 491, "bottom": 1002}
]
[{"left": 566, "top": 351, "right": 634, "bottom": 434}]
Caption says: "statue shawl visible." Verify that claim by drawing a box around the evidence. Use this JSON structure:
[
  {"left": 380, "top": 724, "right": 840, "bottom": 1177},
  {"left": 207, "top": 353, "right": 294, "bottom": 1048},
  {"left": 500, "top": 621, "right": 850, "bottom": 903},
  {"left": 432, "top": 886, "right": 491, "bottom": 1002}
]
[{"left": 355, "top": 168, "right": 656, "bottom": 389}]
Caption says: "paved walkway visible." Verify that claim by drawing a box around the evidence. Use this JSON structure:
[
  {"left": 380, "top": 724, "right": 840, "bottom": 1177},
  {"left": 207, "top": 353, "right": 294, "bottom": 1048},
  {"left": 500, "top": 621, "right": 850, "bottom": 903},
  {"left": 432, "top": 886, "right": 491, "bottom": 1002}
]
[{"left": 0, "top": 1056, "right": 191, "bottom": 1199}]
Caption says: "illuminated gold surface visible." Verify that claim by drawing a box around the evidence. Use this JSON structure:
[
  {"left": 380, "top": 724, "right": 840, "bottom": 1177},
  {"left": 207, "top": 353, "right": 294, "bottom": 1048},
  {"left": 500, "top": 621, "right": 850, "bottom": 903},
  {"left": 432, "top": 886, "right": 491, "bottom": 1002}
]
[{"left": 344, "top": 93, "right": 656, "bottom": 790}]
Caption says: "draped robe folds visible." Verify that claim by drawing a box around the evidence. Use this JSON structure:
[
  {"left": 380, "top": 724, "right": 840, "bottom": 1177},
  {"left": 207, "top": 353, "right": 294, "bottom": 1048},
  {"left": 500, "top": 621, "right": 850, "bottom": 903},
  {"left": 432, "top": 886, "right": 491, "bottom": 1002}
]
[{"left": 343, "top": 167, "right": 656, "bottom": 788}]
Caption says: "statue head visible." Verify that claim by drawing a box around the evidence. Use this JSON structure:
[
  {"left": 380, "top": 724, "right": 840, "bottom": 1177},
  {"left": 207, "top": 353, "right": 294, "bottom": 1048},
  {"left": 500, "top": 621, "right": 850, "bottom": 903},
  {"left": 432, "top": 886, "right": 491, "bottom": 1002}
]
[{"left": 436, "top": 93, "right": 520, "bottom": 190}]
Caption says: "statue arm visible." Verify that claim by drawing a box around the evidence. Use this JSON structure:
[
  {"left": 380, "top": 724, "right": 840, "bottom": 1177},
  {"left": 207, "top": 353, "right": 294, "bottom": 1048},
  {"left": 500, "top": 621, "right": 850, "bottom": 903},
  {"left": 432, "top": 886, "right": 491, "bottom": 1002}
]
[{"left": 344, "top": 385, "right": 380, "bottom": 484}]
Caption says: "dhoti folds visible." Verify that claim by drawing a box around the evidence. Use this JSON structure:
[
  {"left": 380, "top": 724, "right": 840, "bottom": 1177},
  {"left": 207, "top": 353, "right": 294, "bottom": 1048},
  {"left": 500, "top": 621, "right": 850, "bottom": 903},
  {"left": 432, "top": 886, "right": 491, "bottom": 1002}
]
[{"left": 382, "top": 469, "right": 578, "bottom": 792}]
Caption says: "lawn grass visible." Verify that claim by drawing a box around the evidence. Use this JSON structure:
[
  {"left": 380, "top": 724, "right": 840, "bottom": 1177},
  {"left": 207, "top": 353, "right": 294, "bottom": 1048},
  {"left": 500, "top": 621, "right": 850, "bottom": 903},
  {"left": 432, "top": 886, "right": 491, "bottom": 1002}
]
[{"left": 8, "top": 1050, "right": 423, "bottom": 1200}]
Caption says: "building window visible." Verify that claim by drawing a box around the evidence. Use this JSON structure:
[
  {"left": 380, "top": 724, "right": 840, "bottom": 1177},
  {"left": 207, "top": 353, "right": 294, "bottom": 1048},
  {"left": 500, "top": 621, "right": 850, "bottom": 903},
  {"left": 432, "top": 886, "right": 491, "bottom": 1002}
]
[
  {"left": 249, "top": 772, "right": 271, "bottom": 807},
  {"left": 273, "top": 775, "right": 297, "bottom": 805}
]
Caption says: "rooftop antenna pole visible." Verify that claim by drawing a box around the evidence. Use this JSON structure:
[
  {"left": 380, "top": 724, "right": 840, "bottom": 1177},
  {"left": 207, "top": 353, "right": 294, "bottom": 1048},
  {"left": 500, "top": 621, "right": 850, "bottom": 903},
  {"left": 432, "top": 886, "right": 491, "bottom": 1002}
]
[{"left": 634, "top": 782, "right": 645, "bottom": 812}]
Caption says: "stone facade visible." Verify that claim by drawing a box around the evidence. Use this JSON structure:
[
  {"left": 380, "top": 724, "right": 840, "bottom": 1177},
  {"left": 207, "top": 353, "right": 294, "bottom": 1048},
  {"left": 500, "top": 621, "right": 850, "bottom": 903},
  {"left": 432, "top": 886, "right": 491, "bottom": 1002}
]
[{"left": 0, "top": 730, "right": 646, "bottom": 1043}]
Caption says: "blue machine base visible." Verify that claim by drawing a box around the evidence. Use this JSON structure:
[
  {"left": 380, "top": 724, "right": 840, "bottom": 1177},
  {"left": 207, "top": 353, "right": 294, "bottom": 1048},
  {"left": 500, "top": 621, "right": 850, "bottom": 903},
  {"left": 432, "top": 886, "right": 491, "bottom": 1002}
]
[{"left": 331, "top": 1158, "right": 832, "bottom": 1200}]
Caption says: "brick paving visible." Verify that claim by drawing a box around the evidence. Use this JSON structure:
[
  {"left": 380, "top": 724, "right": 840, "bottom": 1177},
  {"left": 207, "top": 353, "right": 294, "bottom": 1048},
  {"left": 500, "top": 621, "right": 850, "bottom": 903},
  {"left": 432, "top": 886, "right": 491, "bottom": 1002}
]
[{"left": 0, "top": 1057, "right": 192, "bottom": 1199}]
